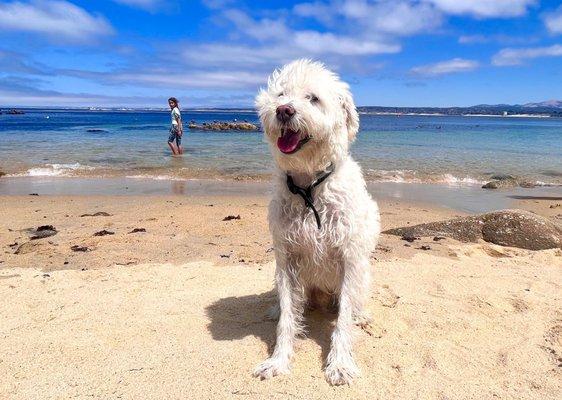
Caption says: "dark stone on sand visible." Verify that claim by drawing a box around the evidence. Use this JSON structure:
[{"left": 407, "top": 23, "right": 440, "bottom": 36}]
[
  {"left": 401, "top": 234, "right": 418, "bottom": 243},
  {"left": 29, "top": 193, "right": 39, "bottom": 196},
  {"left": 383, "top": 209, "right": 562, "bottom": 250},
  {"left": 223, "top": 215, "right": 241, "bottom": 221},
  {"left": 30, "top": 225, "right": 57, "bottom": 240},
  {"left": 93, "top": 230, "right": 114, "bottom": 236},
  {"left": 71, "top": 245, "right": 90, "bottom": 252},
  {"left": 419, "top": 245, "right": 431, "bottom": 250},
  {"left": 0, "top": 171, "right": 5, "bottom": 178},
  {"left": 129, "top": 228, "right": 146, "bottom": 233},
  {"left": 188, "top": 121, "right": 259, "bottom": 131},
  {"left": 433, "top": 236, "right": 446, "bottom": 241},
  {"left": 80, "top": 212, "right": 111, "bottom": 217}
]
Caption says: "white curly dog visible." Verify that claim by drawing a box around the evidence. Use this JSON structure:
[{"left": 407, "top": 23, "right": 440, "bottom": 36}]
[{"left": 254, "top": 59, "right": 380, "bottom": 385}]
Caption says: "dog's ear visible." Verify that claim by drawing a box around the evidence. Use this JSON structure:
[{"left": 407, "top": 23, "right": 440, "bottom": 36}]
[{"left": 341, "top": 90, "right": 359, "bottom": 142}]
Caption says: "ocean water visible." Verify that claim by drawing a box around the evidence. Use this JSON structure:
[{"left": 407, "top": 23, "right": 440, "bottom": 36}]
[{"left": 1, "top": 109, "right": 561, "bottom": 186}]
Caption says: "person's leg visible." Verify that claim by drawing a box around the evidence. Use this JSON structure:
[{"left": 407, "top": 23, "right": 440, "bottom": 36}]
[
  {"left": 168, "top": 140, "right": 178, "bottom": 155},
  {"left": 176, "top": 134, "right": 183, "bottom": 155},
  {"left": 168, "top": 129, "right": 178, "bottom": 155}
]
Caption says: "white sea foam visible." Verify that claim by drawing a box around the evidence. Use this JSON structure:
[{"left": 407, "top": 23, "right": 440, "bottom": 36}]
[
  {"left": 125, "top": 174, "right": 184, "bottom": 181},
  {"left": 365, "top": 169, "right": 486, "bottom": 186},
  {"left": 19, "top": 163, "right": 94, "bottom": 177},
  {"left": 440, "top": 174, "right": 484, "bottom": 186}
]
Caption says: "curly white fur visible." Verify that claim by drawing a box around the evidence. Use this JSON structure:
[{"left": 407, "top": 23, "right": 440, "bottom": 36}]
[{"left": 253, "top": 59, "right": 381, "bottom": 385}]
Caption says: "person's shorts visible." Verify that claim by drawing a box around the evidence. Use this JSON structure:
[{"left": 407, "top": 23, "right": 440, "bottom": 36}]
[{"left": 168, "top": 125, "right": 182, "bottom": 146}]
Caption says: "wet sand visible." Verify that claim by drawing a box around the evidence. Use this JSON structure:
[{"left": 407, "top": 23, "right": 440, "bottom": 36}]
[
  {"left": 0, "top": 187, "right": 561, "bottom": 399},
  {"left": 2, "top": 176, "right": 561, "bottom": 213}
]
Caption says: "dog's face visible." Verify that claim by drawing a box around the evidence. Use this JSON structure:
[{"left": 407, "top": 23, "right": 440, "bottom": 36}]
[{"left": 256, "top": 59, "right": 359, "bottom": 173}]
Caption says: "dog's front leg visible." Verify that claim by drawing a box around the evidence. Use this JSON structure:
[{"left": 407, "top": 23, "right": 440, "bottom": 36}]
[
  {"left": 325, "top": 258, "right": 366, "bottom": 385},
  {"left": 254, "top": 263, "right": 303, "bottom": 379}
]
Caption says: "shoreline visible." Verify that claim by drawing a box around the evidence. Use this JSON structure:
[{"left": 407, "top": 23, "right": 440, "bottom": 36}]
[{"left": 1, "top": 176, "right": 562, "bottom": 213}]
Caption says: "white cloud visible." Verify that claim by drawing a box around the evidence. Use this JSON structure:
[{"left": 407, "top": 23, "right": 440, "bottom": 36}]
[
  {"left": 294, "top": 0, "right": 442, "bottom": 36},
  {"left": 105, "top": 70, "right": 267, "bottom": 90},
  {"left": 294, "top": 31, "right": 400, "bottom": 55},
  {"left": 544, "top": 6, "right": 562, "bottom": 34},
  {"left": 492, "top": 45, "right": 562, "bottom": 66},
  {"left": 0, "top": 1, "right": 114, "bottom": 42},
  {"left": 180, "top": 8, "right": 401, "bottom": 76},
  {"left": 458, "top": 34, "right": 538, "bottom": 45},
  {"left": 221, "top": 9, "right": 291, "bottom": 41},
  {"left": 410, "top": 58, "right": 479, "bottom": 76},
  {"left": 113, "top": 0, "right": 163, "bottom": 11},
  {"left": 426, "top": 0, "right": 536, "bottom": 18}
]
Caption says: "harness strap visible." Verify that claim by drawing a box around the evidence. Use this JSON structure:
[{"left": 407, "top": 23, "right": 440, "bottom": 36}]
[{"left": 286, "top": 163, "right": 335, "bottom": 229}]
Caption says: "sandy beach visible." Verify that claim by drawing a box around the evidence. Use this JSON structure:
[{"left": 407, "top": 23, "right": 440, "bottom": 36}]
[{"left": 1, "top": 187, "right": 561, "bottom": 399}]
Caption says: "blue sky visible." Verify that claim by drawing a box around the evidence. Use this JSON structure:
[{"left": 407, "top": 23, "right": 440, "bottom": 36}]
[{"left": 0, "top": 0, "right": 561, "bottom": 107}]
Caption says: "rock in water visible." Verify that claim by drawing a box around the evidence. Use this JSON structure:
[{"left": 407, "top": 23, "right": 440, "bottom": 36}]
[
  {"left": 383, "top": 209, "right": 562, "bottom": 250},
  {"left": 188, "top": 121, "right": 259, "bottom": 131},
  {"left": 482, "top": 175, "right": 536, "bottom": 189}
]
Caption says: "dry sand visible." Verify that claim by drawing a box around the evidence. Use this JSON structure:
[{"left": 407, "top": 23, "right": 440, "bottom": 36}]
[{"left": 1, "top": 194, "right": 561, "bottom": 399}]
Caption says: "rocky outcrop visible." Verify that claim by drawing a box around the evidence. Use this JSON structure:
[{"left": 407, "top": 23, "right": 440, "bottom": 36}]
[
  {"left": 383, "top": 209, "right": 562, "bottom": 250},
  {"left": 188, "top": 121, "right": 259, "bottom": 131},
  {"left": 6, "top": 109, "right": 25, "bottom": 115},
  {"left": 482, "top": 175, "right": 535, "bottom": 189}
]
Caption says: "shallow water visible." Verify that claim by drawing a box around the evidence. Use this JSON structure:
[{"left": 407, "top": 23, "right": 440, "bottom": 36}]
[{"left": 1, "top": 109, "right": 561, "bottom": 186}]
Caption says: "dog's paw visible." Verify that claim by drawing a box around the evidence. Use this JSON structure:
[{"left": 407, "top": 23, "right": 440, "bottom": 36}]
[
  {"left": 253, "top": 357, "right": 290, "bottom": 380},
  {"left": 325, "top": 358, "right": 360, "bottom": 386}
]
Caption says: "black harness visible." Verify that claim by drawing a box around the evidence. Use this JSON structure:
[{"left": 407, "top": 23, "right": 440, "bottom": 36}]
[{"left": 286, "top": 163, "right": 335, "bottom": 229}]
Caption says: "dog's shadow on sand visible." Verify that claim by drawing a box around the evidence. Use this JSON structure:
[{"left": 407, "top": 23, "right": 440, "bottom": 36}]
[{"left": 206, "top": 290, "right": 336, "bottom": 362}]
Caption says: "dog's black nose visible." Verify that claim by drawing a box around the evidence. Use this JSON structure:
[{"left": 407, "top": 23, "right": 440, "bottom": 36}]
[{"left": 276, "top": 104, "right": 295, "bottom": 122}]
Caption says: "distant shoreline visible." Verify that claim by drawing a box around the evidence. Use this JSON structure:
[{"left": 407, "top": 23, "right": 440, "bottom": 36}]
[{"left": 1, "top": 105, "right": 561, "bottom": 118}]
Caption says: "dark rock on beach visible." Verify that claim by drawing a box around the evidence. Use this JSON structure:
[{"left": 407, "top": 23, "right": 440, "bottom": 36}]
[
  {"left": 80, "top": 212, "right": 111, "bottom": 217},
  {"left": 482, "top": 175, "right": 536, "bottom": 189},
  {"left": 93, "top": 230, "right": 114, "bottom": 236},
  {"left": 129, "top": 228, "right": 146, "bottom": 233},
  {"left": 71, "top": 245, "right": 90, "bottom": 252},
  {"left": 223, "top": 215, "right": 241, "bottom": 221},
  {"left": 383, "top": 209, "right": 562, "bottom": 250},
  {"left": 29, "top": 225, "right": 58, "bottom": 240},
  {"left": 188, "top": 121, "right": 259, "bottom": 131}
]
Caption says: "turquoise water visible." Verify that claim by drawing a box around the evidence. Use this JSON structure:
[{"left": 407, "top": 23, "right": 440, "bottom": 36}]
[{"left": 1, "top": 109, "right": 561, "bottom": 186}]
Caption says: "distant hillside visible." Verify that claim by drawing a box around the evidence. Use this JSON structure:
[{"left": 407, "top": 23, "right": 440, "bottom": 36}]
[
  {"left": 358, "top": 100, "right": 562, "bottom": 117},
  {"left": 523, "top": 100, "right": 562, "bottom": 109}
]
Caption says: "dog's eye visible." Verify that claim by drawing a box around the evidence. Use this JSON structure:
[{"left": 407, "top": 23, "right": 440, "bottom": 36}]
[
  {"left": 278, "top": 92, "right": 284, "bottom": 97},
  {"left": 308, "top": 94, "right": 319, "bottom": 103}
]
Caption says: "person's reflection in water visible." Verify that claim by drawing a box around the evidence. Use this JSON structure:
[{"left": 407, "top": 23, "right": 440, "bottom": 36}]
[{"left": 171, "top": 180, "right": 187, "bottom": 195}]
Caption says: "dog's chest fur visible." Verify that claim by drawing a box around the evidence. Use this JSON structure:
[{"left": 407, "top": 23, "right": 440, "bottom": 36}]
[{"left": 269, "top": 160, "right": 379, "bottom": 292}]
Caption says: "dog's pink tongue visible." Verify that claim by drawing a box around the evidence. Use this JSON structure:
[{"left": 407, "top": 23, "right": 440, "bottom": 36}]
[{"left": 277, "top": 129, "right": 300, "bottom": 154}]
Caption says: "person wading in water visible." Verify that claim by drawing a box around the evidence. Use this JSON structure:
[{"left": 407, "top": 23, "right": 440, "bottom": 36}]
[{"left": 167, "top": 97, "right": 183, "bottom": 155}]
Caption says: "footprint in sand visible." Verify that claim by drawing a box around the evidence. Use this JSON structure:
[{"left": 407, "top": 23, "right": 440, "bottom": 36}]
[{"left": 378, "top": 285, "right": 400, "bottom": 308}]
